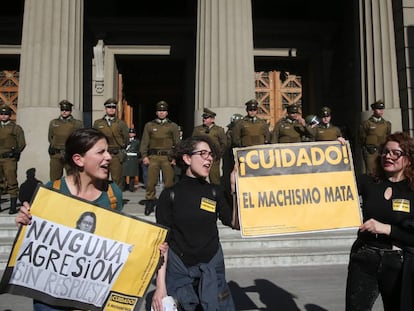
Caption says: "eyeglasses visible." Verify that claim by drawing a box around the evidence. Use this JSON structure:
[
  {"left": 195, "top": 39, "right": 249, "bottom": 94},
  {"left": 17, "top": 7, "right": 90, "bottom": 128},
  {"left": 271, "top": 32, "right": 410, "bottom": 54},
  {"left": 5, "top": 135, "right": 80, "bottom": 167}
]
[
  {"left": 105, "top": 105, "right": 117, "bottom": 109},
  {"left": 60, "top": 109, "right": 71, "bottom": 112},
  {"left": 0, "top": 112, "right": 10, "bottom": 115},
  {"left": 191, "top": 149, "right": 214, "bottom": 160},
  {"left": 247, "top": 108, "right": 258, "bottom": 111},
  {"left": 381, "top": 149, "right": 406, "bottom": 160}
]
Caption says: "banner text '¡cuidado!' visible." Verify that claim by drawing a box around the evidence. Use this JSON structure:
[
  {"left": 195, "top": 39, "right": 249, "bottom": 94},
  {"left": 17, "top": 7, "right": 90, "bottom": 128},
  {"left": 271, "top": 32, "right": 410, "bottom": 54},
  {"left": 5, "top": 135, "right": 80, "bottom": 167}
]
[{"left": 237, "top": 144, "right": 350, "bottom": 177}]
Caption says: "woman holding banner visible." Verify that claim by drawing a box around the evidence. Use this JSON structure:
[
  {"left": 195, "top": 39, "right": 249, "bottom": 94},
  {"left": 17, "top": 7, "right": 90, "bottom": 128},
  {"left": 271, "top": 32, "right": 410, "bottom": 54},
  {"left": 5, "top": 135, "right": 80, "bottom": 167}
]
[
  {"left": 152, "top": 136, "right": 239, "bottom": 311},
  {"left": 15, "top": 128, "right": 167, "bottom": 311},
  {"left": 345, "top": 131, "right": 414, "bottom": 311}
]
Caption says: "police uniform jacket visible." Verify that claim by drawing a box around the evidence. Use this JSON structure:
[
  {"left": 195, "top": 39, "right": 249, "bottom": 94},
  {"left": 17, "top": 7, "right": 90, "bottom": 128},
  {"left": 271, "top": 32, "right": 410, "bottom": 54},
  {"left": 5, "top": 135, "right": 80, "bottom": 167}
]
[
  {"left": 140, "top": 118, "right": 180, "bottom": 158},
  {"left": 308, "top": 123, "right": 343, "bottom": 141},
  {"left": 48, "top": 116, "right": 83, "bottom": 150},
  {"left": 232, "top": 116, "right": 270, "bottom": 147},
  {"left": 93, "top": 117, "right": 129, "bottom": 152},
  {"left": 191, "top": 124, "right": 227, "bottom": 157},
  {"left": 122, "top": 137, "right": 140, "bottom": 176},
  {"left": 271, "top": 117, "right": 306, "bottom": 143},
  {"left": 359, "top": 116, "right": 391, "bottom": 149},
  {"left": 0, "top": 120, "right": 26, "bottom": 156}
]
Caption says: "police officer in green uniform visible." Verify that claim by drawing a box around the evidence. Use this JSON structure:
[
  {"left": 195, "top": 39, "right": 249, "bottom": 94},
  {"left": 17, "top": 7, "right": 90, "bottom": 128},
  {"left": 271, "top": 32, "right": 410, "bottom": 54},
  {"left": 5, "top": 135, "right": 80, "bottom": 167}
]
[
  {"left": 0, "top": 105, "right": 26, "bottom": 214},
  {"left": 93, "top": 98, "right": 129, "bottom": 189},
  {"left": 48, "top": 100, "right": 83, "bottom": 181},
  {"left": 271, "top": 104, "right": 307, "bottom": 143},
  {"left": 122, "top": 128, "right": 141, "bottom": 192},
  {"left": 306, "top": 106, "right": 346, "bottom": 143},
  {"left": 191, "top": 108, "right": 227, "bottom": 185},
  {"left": 359, "top": 99, "right": 392, "bottom": 175},
  {"left": 232, "top": 99, "right": 270, "bottom": 147},
  {"left": 140, "top": 100, "right": 180, "bottom": 215}
]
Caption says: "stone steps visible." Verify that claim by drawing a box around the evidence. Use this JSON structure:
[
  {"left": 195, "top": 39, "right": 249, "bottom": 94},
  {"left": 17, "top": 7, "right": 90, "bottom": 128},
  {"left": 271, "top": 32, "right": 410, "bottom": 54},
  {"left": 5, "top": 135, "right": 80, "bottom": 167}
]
[{"left": 0, "top": 211, "right": 356, "bottom": 270}]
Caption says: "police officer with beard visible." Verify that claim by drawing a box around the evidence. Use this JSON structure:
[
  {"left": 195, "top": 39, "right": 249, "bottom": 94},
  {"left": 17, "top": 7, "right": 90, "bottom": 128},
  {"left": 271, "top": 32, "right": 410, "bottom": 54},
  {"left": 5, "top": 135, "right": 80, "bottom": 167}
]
[
  {"left": 140, "top": 101, "right": 180, "bottom": 215},
  {"left": 48, "top": 100, "right": 83, "bottom": 181},
  {"left": 0, "top": 105, "right": 26, "bottom": 214},
  {"left": 93, "top": 98, "right": 129, "bottom": 189},
  {"left": 359, "top": 99, "right": 392, "bottom": 175}
]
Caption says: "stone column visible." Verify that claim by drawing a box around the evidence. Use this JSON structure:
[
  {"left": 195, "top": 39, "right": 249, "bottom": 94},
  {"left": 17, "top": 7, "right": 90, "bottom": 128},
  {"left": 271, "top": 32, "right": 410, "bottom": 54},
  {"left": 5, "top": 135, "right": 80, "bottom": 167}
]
[
  {"left": 17, "top": 0, "right": 83, "bottom": 183},
  {"left": 359, "top": 0, "right": 401, "bottom": 131},
  {"left": 195, "top": 0, "right": 255, "bottom": 127}
]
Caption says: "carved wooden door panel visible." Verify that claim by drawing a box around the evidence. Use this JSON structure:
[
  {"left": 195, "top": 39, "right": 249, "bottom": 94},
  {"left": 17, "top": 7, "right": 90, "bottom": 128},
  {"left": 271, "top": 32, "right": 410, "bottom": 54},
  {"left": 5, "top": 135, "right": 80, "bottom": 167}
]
[
  {"left": 0, "top": 70, "right": 19, "bottom": 121},
  {"left": 255, "top": 71, "right": 302, "bottom": 131}
]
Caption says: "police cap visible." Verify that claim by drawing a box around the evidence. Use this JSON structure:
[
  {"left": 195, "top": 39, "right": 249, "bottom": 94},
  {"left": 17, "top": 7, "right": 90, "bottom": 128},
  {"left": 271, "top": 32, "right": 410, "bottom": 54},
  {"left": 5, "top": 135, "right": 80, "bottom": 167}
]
[
  {"left": 129, "top": 128, "right": 136, "bottom": 134},
  {"left": 245, "top": 99, "right": 259, "bottom": 111},
  {"left": 286, "top": 104, "right": 299, "bottom": 114},
  {"left": 0, "top": 105, "right": 12, "bottom": 115},
  {"left": 371, "top": 100, "right": 385, "bottom": 110},
  {"left": 59, "top": 100, "right": 73, "bottom": 111},
  {"left": 320, "top": 106, "right": 331, "bottom": 117},
  {"left": 156, "top": 100, "right": 168, "bottom": 111},
  {"left": 202, "top": 108, "right": 216, "bottom": 119},
  {"left": 104, "top": 98, "right": 118, "bottom": 108}
]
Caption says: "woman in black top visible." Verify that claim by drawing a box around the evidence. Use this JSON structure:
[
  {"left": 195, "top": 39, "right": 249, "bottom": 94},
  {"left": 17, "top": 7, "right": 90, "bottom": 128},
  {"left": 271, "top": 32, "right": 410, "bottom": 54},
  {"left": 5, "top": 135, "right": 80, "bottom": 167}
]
[
  {"left": 152, "top": 136, "right": 238, "bottom": 311},
  {"left": 345, "top": 132, "right": 414, "bottom": 311}
]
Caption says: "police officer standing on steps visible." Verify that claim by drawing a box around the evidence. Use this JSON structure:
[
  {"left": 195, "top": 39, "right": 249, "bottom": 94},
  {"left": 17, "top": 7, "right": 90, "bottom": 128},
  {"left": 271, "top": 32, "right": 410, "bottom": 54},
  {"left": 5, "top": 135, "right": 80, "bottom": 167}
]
[
  {"left": 232, "top": 99, "right": 270, "bottom": 147},
  {"left": 122, "top": 128, "right": 140, "bottom": 192},
  {"left": 271, "top": 104, "right": 307, "bottom": 143},
  {"left": 0, "top": 105, "right": 26, "bottom": 214},
  {"left": 48, "top": 100, "right": 83, "bottom": 181},
  {"left": 93, "top": 98, "right": 129, "bottom": 189},
  {"left": 359, "top": 99, "right": 392, "bottom": 175},
  {"left": 191, "top": 108, "right": 227, "bottom": 185},
  {"left": 140, "top": 100, "right": 180, "bottom": 215},
  {"left": 306, "top": 106, "right": 346, "bottom": 143}
]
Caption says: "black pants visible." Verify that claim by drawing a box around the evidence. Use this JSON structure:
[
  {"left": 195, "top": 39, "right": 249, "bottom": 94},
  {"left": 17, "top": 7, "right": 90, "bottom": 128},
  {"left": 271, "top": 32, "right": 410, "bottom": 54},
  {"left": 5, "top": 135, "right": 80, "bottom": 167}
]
[{"left": 346, "top": 244, "right": 403, "bottom": 311}]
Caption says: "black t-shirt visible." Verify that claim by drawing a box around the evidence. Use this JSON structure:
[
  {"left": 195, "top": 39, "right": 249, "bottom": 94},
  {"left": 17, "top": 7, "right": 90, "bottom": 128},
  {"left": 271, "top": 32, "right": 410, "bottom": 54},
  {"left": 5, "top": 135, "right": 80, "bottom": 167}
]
[
  {"left": 357, "top": 174, "right": 414, "bottom": 248},
  {"left": 156, "top": 175, "right": 232, "bottom": 266}
]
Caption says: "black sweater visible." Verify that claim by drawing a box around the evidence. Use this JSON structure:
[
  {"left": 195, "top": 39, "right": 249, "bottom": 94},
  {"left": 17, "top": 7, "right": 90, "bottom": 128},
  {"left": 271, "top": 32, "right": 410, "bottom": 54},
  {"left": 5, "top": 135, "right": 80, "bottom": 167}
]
[{"left": 156, "top": 175, "right": 233, "bottom": 266}]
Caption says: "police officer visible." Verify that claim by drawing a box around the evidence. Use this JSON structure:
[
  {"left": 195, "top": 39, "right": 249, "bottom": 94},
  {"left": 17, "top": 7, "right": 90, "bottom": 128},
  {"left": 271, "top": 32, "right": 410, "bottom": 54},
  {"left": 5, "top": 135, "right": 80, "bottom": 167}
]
[
  {"left": 93, "top": 98, "right": 129, "bottom": 189},
  {"left": 232, "top": 99, "right": 270, "bottom": 147},
  {"left": 359, "top": 99, "right": 392, "bottom": 175},
  {"left": 0, "top": 105, "right": 26, "bottom": 214},
  {"left": 48, "top": 100, "right": 83, "bottom": 181},
  {"left": 191, "top": 108, "right": 227, "bottom": 185},
  {"left": 306, "top": 106, "right": 345, "bottom": 143},
  {"left": 271, "top": 104, "right": 307, "bottom": 143},
  {"left": 140, "top": 100, "right": 180, "bottom": 215},
  {"left": 122, "top": 128, "right": 140, "bottom": 192}
]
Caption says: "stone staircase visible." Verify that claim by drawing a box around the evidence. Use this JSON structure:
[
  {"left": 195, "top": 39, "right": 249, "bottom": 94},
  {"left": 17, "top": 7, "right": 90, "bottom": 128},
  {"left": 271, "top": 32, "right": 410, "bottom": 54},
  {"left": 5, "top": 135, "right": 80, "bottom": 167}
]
[{"left": 0, "top": 210, "right": 357, "bottom": 271}]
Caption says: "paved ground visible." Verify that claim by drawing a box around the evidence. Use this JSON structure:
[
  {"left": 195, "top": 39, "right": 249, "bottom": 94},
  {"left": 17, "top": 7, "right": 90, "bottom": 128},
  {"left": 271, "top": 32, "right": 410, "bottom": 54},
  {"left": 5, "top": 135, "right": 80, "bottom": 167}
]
[{"left": 0, "top": 186, "right": 384, "bottom": 310}]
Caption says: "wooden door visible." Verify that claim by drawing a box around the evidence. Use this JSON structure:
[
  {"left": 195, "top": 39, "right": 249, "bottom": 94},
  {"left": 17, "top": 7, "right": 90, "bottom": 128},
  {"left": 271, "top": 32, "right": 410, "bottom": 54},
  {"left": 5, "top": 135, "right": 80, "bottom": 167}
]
[
  {"left": 255, "top": 71, "right": 302, "bottom": 131},
  {"left": 0, "top": 70, "right": 19, "bottom": 121}
]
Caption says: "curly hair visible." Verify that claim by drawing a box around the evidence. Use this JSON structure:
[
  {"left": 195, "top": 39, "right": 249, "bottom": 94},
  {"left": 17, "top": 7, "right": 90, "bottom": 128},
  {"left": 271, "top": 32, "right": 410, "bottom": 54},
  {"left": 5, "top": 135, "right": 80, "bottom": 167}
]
[
  {"left": 173, "top": 135, "right": 219, "bottom": 169},
  {"left": 375, "top": 131, "right": 414, "bottom": 190}
]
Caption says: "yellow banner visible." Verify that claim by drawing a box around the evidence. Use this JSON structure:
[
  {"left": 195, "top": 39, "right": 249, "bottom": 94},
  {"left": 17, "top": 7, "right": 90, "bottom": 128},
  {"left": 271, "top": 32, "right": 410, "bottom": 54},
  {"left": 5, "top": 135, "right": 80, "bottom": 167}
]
[
  {"left": 234, "top": 141, "right": 362, "bottom": 237},
  {"left": 0, "top": 186, "right": 168, "bottom": 311}
]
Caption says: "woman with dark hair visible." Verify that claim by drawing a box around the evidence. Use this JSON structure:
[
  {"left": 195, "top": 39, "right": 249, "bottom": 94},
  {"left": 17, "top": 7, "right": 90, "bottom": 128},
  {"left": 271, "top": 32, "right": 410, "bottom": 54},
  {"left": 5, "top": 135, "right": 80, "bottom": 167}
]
[
  {"left": 16, "top": 128, "right": 168, "bottom": 311},
  {"left": 152, "top": 135, "right": 238, "bottom": 311},
  {"left": 345, "top": 131, "right": 414, "bottom": 310},
  {"left": 76, "top": 211, "right": 97, "bottom": 233}
]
